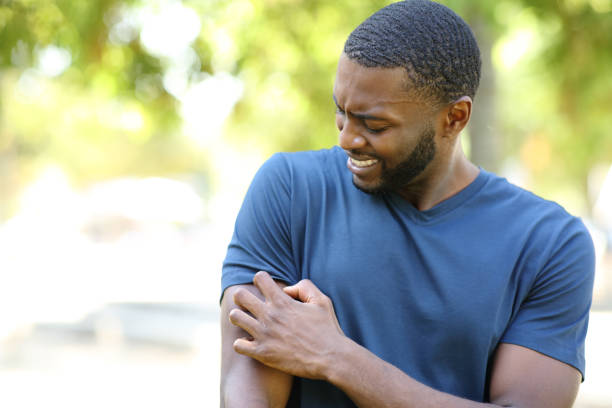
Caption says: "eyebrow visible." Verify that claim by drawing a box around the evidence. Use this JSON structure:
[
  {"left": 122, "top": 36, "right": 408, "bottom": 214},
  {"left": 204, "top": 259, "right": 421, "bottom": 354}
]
[{"left": 333, "top": 95, "right": 387, "bottom": 121}]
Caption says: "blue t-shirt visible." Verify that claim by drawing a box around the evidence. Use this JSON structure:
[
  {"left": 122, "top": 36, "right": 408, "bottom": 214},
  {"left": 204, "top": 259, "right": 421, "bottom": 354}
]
[{"left": 221, "top": 146, "right": 595, "bottom": 406}]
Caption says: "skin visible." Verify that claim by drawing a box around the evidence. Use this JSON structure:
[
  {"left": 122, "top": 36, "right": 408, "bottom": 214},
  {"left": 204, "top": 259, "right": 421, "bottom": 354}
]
[
  {"left": 220, "top": 54, "right": 582, "bottom": 407},
  {"left": 221, "top": 283, "right": 293, "bottom": 408},
  {"left": 227, "top": 272, "right": 580, "bottom": 408},
  {"left": 334, "top": 53, "right": 478, "bottom": 211}
]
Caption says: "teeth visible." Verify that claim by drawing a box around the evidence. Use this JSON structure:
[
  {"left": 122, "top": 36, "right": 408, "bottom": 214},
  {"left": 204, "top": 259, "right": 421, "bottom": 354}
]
[{"left": 350, "top": 157, "right": 378, "bottom": 167}]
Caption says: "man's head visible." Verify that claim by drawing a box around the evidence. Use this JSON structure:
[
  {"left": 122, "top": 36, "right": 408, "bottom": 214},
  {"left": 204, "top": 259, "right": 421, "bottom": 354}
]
[
  {"left": 335, "top": 0, "right": 480, "bottom": 198},
  {"left": 344, "top": 0, "right": 481, "bottom": 107}
]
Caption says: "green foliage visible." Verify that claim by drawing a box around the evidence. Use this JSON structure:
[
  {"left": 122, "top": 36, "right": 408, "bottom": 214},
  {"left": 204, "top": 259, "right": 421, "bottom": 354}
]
[
  {"left": 491, "top": 0, "right": 612, "bottom": 206},
  {"left": 220, "top": 0, "right": 395, "bottom": 153},
  {"left": 0, "top": 0, "right": 610, "bottom": 219},
  {"left": 0, "top": 0, "right": 208, "bottom": 218}
]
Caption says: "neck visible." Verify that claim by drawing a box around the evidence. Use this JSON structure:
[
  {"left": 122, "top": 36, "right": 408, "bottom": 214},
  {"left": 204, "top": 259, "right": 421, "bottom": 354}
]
[{"left": 397, "top": 144, "right": 479, "bottom": 211}]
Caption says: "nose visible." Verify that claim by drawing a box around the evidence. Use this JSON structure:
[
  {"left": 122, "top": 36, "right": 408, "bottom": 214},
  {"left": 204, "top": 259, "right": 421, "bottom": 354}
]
[{"left": 337, "top": 116, "right": 367, "bottom": 150}]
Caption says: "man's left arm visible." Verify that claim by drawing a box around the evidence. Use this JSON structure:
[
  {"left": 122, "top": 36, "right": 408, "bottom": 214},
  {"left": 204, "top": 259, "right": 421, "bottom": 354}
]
[
  {"left": 323, "top": 334, "right": 581, "bottom": 408},
  {"left": 229, "top": 271, "right": 583, "bottom": 408}
]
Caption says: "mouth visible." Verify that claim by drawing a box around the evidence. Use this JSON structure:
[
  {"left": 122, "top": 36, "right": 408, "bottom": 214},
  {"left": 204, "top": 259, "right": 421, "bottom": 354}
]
[
  {"left": 349, "top": 157, "right": 379, "bottom": 168},
  {"left": 345, "top": 153, "right": 381, "bottom": 180}
]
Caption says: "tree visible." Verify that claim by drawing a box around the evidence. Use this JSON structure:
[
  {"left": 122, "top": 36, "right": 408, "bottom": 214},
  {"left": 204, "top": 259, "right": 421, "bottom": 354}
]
[{"left": 1, "top": 0, "right": 610, "bottom": 219}]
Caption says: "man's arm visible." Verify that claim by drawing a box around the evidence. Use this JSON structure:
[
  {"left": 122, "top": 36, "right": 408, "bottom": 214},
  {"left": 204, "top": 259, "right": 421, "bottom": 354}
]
[
  {"left": 488, "top": 343, "right": 580, "bottom": 407},
  {"left": 324, "top": 337, "right": 580, "bottom": 408},
  {"left": 220, "top": 283, "right": 293, "bottom": 408},
  {"left": 230, "top": 271, "right": 581, "bottom": 408}
]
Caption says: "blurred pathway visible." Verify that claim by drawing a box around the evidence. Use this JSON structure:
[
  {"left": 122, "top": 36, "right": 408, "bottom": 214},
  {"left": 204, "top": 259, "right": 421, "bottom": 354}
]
[{"left": 575, "top": 311, "right": 612, "bottom": 407}]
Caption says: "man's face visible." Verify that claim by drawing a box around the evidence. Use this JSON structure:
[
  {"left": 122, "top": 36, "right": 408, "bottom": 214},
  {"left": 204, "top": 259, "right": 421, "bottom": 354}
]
[{"left": 333, "top": 54, "right": 440, "bottom": 196}]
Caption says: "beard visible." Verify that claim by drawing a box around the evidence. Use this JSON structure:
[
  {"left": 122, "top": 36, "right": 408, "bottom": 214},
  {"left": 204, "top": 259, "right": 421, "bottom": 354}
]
[{"left": 353, "top": 123, "right": 436, "bottom": 195}]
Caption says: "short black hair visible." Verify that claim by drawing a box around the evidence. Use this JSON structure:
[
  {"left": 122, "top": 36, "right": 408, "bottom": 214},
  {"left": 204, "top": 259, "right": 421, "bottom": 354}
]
[{"left": 344, "top": 0, "right": 481, "bottom": 105}]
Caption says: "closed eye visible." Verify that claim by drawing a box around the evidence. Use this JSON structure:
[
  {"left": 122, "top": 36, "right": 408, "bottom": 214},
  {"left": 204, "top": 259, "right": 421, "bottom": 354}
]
[
  {"left": 363, "top": 119, "right": 389, "bottom": 134},
  {"left": 333, "top": 96, "right": 389, "bottom": 133},
  {"left": 364, "top": 125, "right": 389, "bottom": 134}
]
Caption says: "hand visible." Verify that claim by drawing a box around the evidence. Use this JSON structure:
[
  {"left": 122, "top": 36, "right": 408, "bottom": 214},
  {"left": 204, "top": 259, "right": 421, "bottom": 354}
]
[{"left": 229, "top": 271, "right": 346, "bottom": 380}]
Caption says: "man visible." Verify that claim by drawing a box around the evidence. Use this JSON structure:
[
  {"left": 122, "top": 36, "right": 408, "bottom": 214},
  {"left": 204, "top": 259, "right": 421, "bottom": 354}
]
[{"left": 220, "top": 1, "right": 595, "bottom": 407}]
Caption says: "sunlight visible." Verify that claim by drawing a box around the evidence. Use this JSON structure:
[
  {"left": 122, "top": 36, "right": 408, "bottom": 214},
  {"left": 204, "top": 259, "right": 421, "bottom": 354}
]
[
  {"left": 593, "top": 164, "right": 612, "bottom": 229},
  {"left": 36, "top": 45, "right": 72, "bottom": 77},
  {"left": 139, "top": 2, "right": 201, "bottom": 60},
  {"left": 497, "top": 28, "right": 534, "bottom": 69},
  {"left": 180, "top": 72, "right": 244, "bottom": 145}
]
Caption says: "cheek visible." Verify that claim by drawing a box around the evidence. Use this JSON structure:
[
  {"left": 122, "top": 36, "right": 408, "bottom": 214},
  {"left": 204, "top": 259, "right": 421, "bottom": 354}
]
[{"left": 377, "top": 132, "right": 412, "bottom": 164}]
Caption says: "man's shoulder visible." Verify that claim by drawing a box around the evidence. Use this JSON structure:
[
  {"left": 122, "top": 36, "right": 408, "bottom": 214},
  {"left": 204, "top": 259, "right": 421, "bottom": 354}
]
[
  {"left": 274, "top": 146, "right": 345, "bottom": 169},
  {"left": 478, "top": 170, "right": 589, "bottom": 240},
  {"left": 481, "top": 171, "right": 570, "bottom": 214},
  {"left": 260, "top": 146, "right": 347, "bottom": 184}
]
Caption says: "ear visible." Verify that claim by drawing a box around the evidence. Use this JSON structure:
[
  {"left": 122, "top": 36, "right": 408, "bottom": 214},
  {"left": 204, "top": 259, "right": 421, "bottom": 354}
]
[{"left": 442, "top": 96, "right": 472, "bottom": 138}]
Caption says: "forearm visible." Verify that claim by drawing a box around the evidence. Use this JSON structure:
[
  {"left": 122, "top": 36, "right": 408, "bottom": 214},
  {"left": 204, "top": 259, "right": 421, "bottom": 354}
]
[{"left": 325, "top": 338, "right": 499, "bottom": 408}]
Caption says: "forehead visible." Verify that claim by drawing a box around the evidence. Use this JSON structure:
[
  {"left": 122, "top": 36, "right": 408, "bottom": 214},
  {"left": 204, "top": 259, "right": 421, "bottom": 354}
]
[{"left": 333, "top": 53, "right": 417, "bottom": 107}]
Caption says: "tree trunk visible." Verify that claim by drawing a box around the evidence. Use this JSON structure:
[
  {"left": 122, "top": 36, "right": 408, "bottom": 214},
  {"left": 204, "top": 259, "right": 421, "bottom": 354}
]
[{"left": 467, "top": 16, "right": 499, "bottom": 173}]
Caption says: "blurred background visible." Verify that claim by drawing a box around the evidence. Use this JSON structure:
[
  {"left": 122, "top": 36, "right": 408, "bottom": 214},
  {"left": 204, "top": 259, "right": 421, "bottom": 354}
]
[{"left": 0, "top": 0, "right": 610, "bottom": 406}]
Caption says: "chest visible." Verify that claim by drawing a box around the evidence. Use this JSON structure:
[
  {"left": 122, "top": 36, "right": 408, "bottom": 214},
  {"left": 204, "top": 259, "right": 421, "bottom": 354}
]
[{"left": 296, "top": 206, "right": 527, "bottom": 365}]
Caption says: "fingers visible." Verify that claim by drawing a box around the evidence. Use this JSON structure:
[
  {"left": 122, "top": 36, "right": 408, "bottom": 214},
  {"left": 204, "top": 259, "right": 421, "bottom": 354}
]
[
  {"left": 253, "top": 271, "right": 286, "bottom": 303},
  {"left": 229, "top": 308, "right": 260, "bottom": 338},
  {"left": 283, "top": 284, "right": 299, "bottom": 299},
  {"left": 233, "top": 337, "right": 257, "bottom": 357},
  {"left": 233, "top": 287, "right": 265, "bottom": 317},
  {"left": 283, "top": 279, "right": 324, "bottom": 304}
]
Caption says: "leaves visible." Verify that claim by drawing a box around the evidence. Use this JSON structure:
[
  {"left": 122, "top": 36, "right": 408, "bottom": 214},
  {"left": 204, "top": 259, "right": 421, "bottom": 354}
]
[{"left": 0, "top": 0, "right": 610, "bottom": 218}]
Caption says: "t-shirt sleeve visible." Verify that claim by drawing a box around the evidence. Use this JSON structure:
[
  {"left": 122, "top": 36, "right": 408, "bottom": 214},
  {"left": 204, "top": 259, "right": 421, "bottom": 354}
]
[
  {"left": 221, "top": 153, "right": 298, "bottom": 300},
  {"left": 500, "top": 217, "right": 595, "bottom": 380}
]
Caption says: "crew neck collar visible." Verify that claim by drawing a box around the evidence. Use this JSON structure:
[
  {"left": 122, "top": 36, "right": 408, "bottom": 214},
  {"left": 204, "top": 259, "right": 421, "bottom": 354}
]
[{"left": 385, "top": 169, "right": 489, "bottom": 224}]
